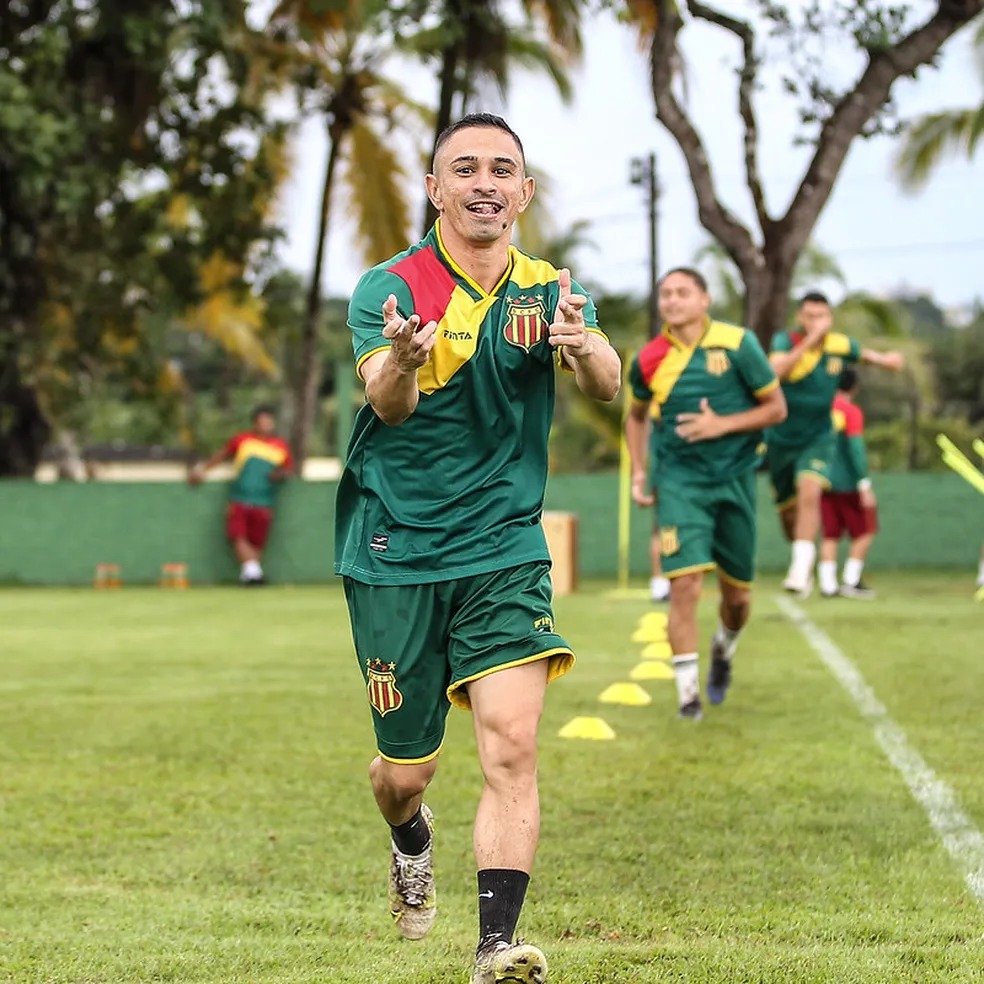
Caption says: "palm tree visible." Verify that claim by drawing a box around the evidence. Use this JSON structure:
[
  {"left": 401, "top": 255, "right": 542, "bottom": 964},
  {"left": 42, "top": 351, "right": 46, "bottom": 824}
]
[
  {"left": 399, "top": 0, "right": 584, "bottom": 233},
  {"left": 268, "top": 1, "right": 431, "bottom": 467},
  {"left": 895, "top": 18, "right": 984, "bottom": 190}
]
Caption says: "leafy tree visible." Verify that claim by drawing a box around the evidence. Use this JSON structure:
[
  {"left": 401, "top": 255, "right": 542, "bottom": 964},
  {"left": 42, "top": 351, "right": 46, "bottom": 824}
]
[
  {"left": 0, "top": 0, "right": 287, "bottom": 476},
  {"left": 268, "top": 0, "right": 430, "bottom": 467},
  {"left": 628, "top": 0, "right": 983, "bottom": 343}
]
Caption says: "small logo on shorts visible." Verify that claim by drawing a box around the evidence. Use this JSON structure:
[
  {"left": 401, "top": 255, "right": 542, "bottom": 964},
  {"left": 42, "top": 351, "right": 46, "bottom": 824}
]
[
  {"left": 705, "top": 349, "right": 730, "bottom": 376},
  {"left": 810, "top": 459, "right": 826, "bottom": 472},
  {"left": 367, "top": 659, "right": 403, "bottom": 717},
  {"left": 660, "top": 526, "right": 680, "bottom": 556},
  {"left": 370, "top": 532, "right": 389, "bottom": 553},
  {"left": 533, "top": 615, "right": 554, "bottom": 633}
]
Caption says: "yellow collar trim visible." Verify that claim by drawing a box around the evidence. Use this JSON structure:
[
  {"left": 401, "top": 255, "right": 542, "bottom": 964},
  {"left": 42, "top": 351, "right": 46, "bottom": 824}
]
[{"left": 434, "top": 219, "right": 513, "bottom": 298}]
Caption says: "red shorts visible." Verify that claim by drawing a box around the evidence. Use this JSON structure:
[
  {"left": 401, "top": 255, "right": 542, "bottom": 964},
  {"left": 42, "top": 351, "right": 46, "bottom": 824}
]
[
  {"left": 820, "top": 492, "right": 879, "bottom": 540},
  {"left": 226, "top": 502, "right": 274, "bottom": 548}
]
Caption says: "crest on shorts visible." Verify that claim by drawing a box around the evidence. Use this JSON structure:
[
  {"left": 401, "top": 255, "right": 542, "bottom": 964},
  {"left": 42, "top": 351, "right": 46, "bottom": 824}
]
[
  {"left": 826, "top": 356, "right": 843, "bottom": 376},
  {"left": 504, "top": 295, "right": 547, "bottom": 352},
  {"left": 705, "top": 349, "right": 730, "bottom": 376},
  {"left": 367, "top": 659, "right": 403, "bottom": 717},
  {"left": 660, "top": 526, "right": 680, "bottom": 556}
]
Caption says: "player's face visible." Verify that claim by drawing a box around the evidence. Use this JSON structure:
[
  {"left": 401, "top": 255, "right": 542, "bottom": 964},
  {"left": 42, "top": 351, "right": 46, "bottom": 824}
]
[
  {"left": 797, "top": 301, "right": 833, "bottom": 338},
  {"left": 253, "top": 412, "right": 275, "bottom": 436},
  {"left": 658, "top": 273, "right": 710, "bottom": 330},
  {"left": 426, "top": 126, "right": 534, "bottom": 246}
]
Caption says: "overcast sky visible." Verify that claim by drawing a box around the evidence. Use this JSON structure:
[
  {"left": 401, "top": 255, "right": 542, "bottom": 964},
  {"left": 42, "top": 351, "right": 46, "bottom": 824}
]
[{"left": 272, "top": 3, "right": 984, "bottom": 314}]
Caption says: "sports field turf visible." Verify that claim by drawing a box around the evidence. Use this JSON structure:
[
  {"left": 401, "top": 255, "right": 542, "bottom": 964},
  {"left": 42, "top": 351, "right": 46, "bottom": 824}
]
[{"left": 1, "top": 573, "right": 981, "bottom": 982}]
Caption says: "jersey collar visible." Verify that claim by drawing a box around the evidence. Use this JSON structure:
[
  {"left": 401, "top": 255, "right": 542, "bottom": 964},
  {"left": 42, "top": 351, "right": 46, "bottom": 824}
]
[
  {"left": 660, "top": 316, "right": 712, "bottom": 350},
  {"left": 433, "top": 219, "right": 515, "bottom": 299}
]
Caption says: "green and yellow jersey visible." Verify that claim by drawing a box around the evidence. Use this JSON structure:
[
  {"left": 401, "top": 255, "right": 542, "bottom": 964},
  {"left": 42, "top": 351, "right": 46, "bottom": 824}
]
[
  {"left": 224, "top": 432, "right": 292, "bottom": 508},
  {"left": 768, "top": 330, "right": 861, "bottom": 448},
  {"left": 829, "top": 394, "right": 869, "bottom": 493},
  {"left": 628, "top": 319, "right": 778, "bottom": 483},
  {"left": 335, "top": 222, "right": 605, "bottom": 585}
]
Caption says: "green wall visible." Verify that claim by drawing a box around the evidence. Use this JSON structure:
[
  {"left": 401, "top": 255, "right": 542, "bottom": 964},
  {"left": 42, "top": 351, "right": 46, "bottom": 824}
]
[{"left": 0, "top": 473, "right": 979, "bottom": 586}]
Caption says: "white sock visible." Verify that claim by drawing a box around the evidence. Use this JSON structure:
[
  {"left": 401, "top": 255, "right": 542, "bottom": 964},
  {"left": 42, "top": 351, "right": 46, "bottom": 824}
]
[
  {"left": 650, "top": 575, "right": 670, "bottom": 599},
  {"left": 842, "top": 557, "right": 864, "bottom": 587},
  {"left": 712, "top": 621, "right": 741, "bottom": 661},
  {"left": 818, "top": 560, "right": 838, "bottom": 595},
  {"left": 977, "top": 560, "right": 984, "bottom": 587},
  {"left": 241, "top": 559, "right": 263, "bottom": 580},
  {"left": 788, "top": 539, "right": 816, "bottom": 580},
  {"left": 671, "top": 653, "right": 700, "bottom": 706}
]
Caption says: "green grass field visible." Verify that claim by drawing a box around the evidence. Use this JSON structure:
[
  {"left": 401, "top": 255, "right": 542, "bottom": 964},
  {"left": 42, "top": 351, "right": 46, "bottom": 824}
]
[{"left": 1, "top": 574, "right": 982, "bottom": 983}]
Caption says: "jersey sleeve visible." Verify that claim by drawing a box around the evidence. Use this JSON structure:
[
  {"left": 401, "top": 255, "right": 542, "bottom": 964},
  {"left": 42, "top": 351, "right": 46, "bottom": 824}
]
[
  {"left": 223, "top": 434, "right": 244, "bottom": 458},
  {"left": 769, "top": 330, "right": 792, "bottom": 354},
  {"left": 628, "top": 354, "right": 651, "bottom": 403},
  {"left": 845, "top": 434, "right": 869, "bottom": 483},
  {"left": 279, "top": 442, "right": 295, "bottom": 473},
  {"left": 825, "top": 332, "right": 862, "bottom": 362},
  {"left": 347, "top": 265, "right": 416, "bottom": 374},
  {"left": 736, "top": 331, "right": 780, "bottom": 396}
]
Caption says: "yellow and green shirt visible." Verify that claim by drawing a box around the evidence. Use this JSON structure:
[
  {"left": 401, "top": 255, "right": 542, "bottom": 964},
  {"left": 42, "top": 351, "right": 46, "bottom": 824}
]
[
  {"left": 335, "top": 222, "right": 604, "bottom": 585},
  {"left": 768, "top": 329, "right": 861, "bottom": 448},
  {"left": 224, "top": 432, "right": 292, "bottom": 508},
  {"left": 629, "top": 319, "right": 778, "bottom": 483}
]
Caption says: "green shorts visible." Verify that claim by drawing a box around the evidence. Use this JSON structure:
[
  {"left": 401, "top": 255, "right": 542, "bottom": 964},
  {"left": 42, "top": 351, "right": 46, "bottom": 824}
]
[
  {"left": 767, "top": 434, "right": 835, "bottom": 508},
  {"left": 342, "top": 562, "right": 573, "bottom": 764},
  {"left": 654, "top": 470, "right": 757, "bottom": 586}
]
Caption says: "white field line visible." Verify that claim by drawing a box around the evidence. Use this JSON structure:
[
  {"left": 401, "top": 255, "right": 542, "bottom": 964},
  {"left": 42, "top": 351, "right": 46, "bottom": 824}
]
[{"left": 775, "top": 593, "right": 984, "bottom": 904}]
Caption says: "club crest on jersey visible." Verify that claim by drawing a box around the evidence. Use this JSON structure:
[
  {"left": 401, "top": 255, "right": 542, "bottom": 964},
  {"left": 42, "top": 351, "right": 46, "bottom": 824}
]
[
  {"left": 827, "top": 356, "right": 843, "bottom": 375},
  {"left": 504, "top": 295, "right": 547, "bottom": 351},
  {"left": 367, "top": 659, "right": 403, "bottom": 717},
  {"left": 705, "top": 349, "right": 730, "bottom": 376}
]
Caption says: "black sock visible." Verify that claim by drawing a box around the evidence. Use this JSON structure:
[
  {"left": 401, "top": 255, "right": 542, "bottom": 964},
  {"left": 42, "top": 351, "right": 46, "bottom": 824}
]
[
  {"left": 477, "top": 868, "right": 530, "bottom": 954},
  {"left": 388, "top": 808, "right": 430, "bottom": 856}
]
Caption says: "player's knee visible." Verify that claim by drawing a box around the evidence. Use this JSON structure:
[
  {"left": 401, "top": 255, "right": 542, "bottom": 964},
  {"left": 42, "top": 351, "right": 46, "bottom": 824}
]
[
  {"left": 478, "top": 717, "right": 538, "bottom": 783},
  {"left": 371, "top": 757, "right": 437, "bottom": 800},
  {"left": 669, "top": 573, "right": 702, "bottom": 609}
]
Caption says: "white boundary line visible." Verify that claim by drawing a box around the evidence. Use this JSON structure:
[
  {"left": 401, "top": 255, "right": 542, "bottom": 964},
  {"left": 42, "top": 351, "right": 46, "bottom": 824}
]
[{"left": 775, "top": 594, "right": 984, "bottom": 904}]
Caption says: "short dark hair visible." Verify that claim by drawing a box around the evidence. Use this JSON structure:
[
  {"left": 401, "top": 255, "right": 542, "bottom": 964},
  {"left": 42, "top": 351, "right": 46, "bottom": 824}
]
[
  {"left": 837, "top": 367, "right": 858, "bottom": 392},
  {"left": 798, "top": 290, "right": 830, "bottom": 307},
  {"left": 432, "top": 113, "right": 525, "bottom": 170},
  {"left": 252, "top": 404, "right": 276, "bottom": 422},
  {"left": 659, "top": 267, "right": 709, "bottom": 293}
]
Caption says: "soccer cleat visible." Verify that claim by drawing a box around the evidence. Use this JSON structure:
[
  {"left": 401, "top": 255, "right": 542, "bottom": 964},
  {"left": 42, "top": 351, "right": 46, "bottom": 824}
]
[
  {"left": 388, "top": 804, "right": 436, "bottom": 940},
  {"left": 839, "top": 581, "right": 876, "bottom": 600},
  {"left": 706, "top": 641, "right": 732, "bottom": 706},
  {"left": 678, "top": 697, "right": 703, "bottom": 721},
  {"left": 820, "top": 589, "right": 838, "bottom": 599},
  {"left": 782, "top": 572, "right": 813, "bottom": 599},
  {"left": 471, "top": 940, "right": 548, "bottom": 984}
]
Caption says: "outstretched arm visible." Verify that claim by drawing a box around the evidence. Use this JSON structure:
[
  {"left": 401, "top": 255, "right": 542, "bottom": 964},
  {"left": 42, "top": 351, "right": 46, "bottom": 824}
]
[
  {"left": 861, "top": 348, "right": 905, "bottom": 372},
  {"left": 362, "top": 294, "right": 438, "bottom": 426}
]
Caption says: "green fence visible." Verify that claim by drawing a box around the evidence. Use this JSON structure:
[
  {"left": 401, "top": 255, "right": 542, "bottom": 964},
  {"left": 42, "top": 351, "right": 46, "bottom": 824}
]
[{"left": 0, "top": 473, "right": 979, "bottom": 586}]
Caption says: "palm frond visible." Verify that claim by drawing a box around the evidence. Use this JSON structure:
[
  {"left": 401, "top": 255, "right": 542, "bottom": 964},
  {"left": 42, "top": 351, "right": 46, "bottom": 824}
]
[
  {"left": 896, "top": 106, "right": 984, "bottom": 191},
  {"left": 344, "top": 117, "right": 414, "bottom": 266}
]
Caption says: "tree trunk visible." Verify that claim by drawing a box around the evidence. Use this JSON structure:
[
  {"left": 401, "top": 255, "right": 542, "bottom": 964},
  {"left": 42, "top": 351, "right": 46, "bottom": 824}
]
[
  {"left": 291, "top": 128, "right": 342, "bottom": 471},
  {"left": 0, "top": 356, "right": 51, "bottom": 477},
  {"left": 742, "top": 253, "right": 796, "bottom": 345},
  {"left": 423, "top": 43, "right": 461, "bottom": 235}
]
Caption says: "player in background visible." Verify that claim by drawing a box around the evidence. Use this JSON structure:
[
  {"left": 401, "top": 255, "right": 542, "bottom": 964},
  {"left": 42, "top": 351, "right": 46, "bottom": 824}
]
[
  {"left": 188, "top": 405, "right": 292, "bottom": 585},
  {"left": 767, "top": 292, "right": 904, "bottom": 596},
  {"left": 818, "top": 369, "right": 879, "bottom": 599},
  {"left": 625, "top": 268, "right": 786, "bottom": 719},
  {"left": 335, "top": 114, "right": 620, "bottom": 984},
  {"left": 629, "top": 421, "right": 670, "bottom": 602}
]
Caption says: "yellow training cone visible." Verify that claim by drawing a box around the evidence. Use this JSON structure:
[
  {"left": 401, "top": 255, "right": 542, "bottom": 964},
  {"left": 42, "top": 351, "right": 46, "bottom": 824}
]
[
  {"left": 558, "top": 717, "right": 616, "bottom": 740},
  {"left": 638, "top": 611, "right": 668, "bottom": 629},
  {"left": 598, "top": 682, "right": 652, "bottom": 706},
  {"left": 641, "top": 641, "right": 672, "bottom": 661},
  {"left": 631, "top": 626, "right": 668, "bottom": 643},
  {"left": 630, "top": 661, "right": 674, "bottom": 681}
]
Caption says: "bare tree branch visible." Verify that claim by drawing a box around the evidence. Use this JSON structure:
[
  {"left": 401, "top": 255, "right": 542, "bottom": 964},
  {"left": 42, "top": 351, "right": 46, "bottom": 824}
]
[
  {"left": 779, "top": 0, "right": 984, "bottom": 266},
  {"left": 687, "top": 1, "right": 771, "bottom": 238},
  {"left": 650, "top": 0, "right": 761, "bottom": 277}
]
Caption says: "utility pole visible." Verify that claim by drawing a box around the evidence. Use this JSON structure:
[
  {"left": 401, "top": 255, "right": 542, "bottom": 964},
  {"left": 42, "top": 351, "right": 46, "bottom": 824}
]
[{"left": 630, "top": 152, "right": 660, "bottom": 339}]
